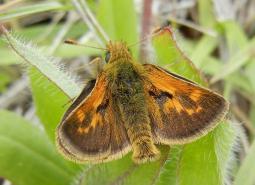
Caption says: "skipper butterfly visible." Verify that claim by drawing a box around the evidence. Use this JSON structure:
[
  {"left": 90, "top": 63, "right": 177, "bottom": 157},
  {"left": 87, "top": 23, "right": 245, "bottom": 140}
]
[{"left": 56, "top": 29, "right": 229, "bottom": 164}]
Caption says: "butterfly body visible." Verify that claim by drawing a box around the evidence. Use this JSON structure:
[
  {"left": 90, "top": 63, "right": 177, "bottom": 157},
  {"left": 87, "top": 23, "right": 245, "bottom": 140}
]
[
  {"left": 105, "top": 58, "right": 160, "bottom": 163},
  {"left": 57, "top": 41, "right": 229, "bottom": 164}
]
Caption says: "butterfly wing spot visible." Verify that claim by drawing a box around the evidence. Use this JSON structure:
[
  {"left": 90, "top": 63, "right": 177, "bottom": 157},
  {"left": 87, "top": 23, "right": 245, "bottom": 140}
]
[
  {"left": 77, "top": 116, "right": 102, "bottom": 134},
  {"left": 76, "top": 100, "right": 109, "bottom": 134},
  {"left": 149, "top": 90, "right": 173, "bottom": 104},
  {"left": 189, "top": 90, "right": 202, "bottom": 101},
  {"left": 185, "top": 106, "right": 202, "bottom": 115},
  {"left": 96, "top": 99, "right": 109, "bottom": 114},
  {"left": 75, "top": 109, "right": 86, "bottom": 122},
  {"left": 170, "top": 99, "right": 183, "bottom": 113}
]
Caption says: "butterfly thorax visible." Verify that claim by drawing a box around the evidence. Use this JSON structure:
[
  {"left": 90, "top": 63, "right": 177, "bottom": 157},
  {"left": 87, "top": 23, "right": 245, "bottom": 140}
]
[{"left": 109, "top": 60, "right": 147, "bottom": 121}]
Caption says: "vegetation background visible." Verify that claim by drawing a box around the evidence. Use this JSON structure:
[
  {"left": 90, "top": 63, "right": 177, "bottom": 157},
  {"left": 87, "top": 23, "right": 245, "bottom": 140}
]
[{"left": 0, "top": 0, "right": 255, "bottom": 185}]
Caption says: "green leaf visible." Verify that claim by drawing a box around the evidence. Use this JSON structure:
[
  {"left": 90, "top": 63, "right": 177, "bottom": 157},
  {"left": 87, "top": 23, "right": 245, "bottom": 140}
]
[
  {"left": 244, "top": 59, "right": 255, "bottom": 92},
  {"left": 201, "top": 57, "right": 222, "bottom": 75},
  {"left": 0, "top": 72, "right": 11, "bottom": 92},
  {"left": 81, "top": 147, "right": 170, "bottom": 185},
  {"left": 153, "top": 147, "right": 182, "bottom": 185},
  {"left": 234, "top": 139, "right": 255, "bottom": 185},
  {"left": 152, "top": 27, "right": 205, "bottom": 85},
  {"left": 220, "top": 21, "right": 248, "bottom": 55},
  {"left": 0, "top": 110, "right": 81, "bottom": 185},
  {"left": 97, "top": 0, "right": 138, "bottom": 42},
  {"left": 97, "top": 0, "right": 139, "bottom": 57},
  {"left": 211, "top": 37, "right": 255, "bottom": 83},
  {"left": 2, "top": 28, "right": 81, "bottom": 99},
  {"left": 2, "top": 28, "right": 82, "bottom": 141},
  {"left": 28, "top": 67, "right": 70, "bottom": 141},
  {"left": 226, "top": 73, "right": 254, "bottom": 95},
  {"left": 210, "top": 21, "right": 249, "bottom": 83},
  {"left": 0, "top": 47, "right": 20, "bottom": 65},
  {"left": 0, "top": 1, "right": 66, "bottom": 22},
  {"left": 198, "top": 0, "right": 216, "bottom": 27},
  {"left": 190, "top": 35, "right": 218, "bottom": 68}
]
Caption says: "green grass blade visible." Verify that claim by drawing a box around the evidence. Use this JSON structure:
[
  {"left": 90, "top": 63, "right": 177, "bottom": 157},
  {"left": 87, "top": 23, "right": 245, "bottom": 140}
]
[
  {"left": 198, "top": 0, "right": 216, "bottom": 27},
  {"left": 97, "top": 0, "right": 138, "bottom": 43},
  {"left": 97, "top": 0, "right": 138, "bottom": 56},
  {"left": 211, "top": 37, "right": 255, "bottom": 83},
  {"left": 221, "top": 21, "right": 248, "bottom": 55},
  {"left": 0, "top": 1, "right": 66, "bottom": 22},
  {"left": 190, "top": 35, "right": 218, "bottom": 68},
  {"left": 0, "top": 110, "right": 81, "bottom": 185}
]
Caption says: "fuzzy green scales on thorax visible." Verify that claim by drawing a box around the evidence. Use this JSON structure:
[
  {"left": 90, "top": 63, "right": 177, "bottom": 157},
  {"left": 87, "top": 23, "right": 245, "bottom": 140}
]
[{"left": 103, "top": 42, "right": 149, "bottom": 125}]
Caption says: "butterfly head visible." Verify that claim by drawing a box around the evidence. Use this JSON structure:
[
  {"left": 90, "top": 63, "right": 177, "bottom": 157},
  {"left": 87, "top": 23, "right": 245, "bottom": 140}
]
[{"left": 105, "top": 41, "right": 132, "bottom": 63}]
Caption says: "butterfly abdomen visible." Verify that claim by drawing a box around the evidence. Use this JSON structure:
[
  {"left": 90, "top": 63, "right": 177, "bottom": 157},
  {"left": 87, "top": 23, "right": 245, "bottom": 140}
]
[{"left": 112, "top": 61, "right": 160, "bottom": 163}]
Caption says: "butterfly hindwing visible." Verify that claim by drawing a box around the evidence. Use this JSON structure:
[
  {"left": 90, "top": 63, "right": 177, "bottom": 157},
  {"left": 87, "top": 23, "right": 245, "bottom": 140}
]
[
  {"left": 143, "top": 64, "right": 229, "bottom": 144},
  {"left": 57, "top": 73, "right": 131, "bottom": 163}
]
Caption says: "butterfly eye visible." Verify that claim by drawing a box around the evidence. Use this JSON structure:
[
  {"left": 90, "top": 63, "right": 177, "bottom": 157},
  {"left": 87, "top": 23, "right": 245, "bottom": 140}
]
[{"left": 105, "top": 51, "right": 111, "bottom": 63}]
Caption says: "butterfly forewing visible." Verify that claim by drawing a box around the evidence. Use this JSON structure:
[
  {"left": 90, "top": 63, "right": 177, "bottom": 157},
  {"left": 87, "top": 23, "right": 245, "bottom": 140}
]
[
  {"left": 142, "top": 64, "right": 229, "bottom": 144},
  {"left": 57, "top": 73, "right": 131, "bottom": 163}
]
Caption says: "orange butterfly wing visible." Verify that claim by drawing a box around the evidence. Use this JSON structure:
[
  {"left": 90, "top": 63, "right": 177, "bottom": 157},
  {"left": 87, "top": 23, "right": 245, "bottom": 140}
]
[
  {"left": 143, "top": 64, "right": 229, "bottom": 144},
  {"left": 56, "top": 73, "right": 131, "bottom": 163}
]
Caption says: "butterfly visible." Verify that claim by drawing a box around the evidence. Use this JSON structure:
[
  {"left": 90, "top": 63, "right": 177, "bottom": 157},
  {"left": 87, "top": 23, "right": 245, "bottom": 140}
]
[{"left": 56, "top": 40, "right": 229, "bottom": 164}]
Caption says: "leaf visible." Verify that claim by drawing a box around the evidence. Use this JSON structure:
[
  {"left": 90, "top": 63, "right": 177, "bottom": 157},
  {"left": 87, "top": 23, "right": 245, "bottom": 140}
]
[
  {"left": 0, "top": 47, "right": 20, "bottom": 65},
  {"left": 0, "top": 22, "right": 92, "bottom": 65},
  {"left": 190, "top": 35, "right": 218, "bottom": 68},
  {"left": 234, "top": 139, "right": 255, "bottom": 185},
  {"left": 226, "top": 73, "right": 254, "bottom": 95},
  {"left": 0, "top": 72, "right": 11, "bottom": 92},
  {"left": 197, "top": 0, "right": 216, "bottom": 27},
  {"left": 152, "top": 27, "right": 237, "bottom": 185},
  {"left": 0, "top": 1, "right": 66, "bottom": 22},
  {"left": 210, "top": 21, "right": 252, "bottom": 83},
  {"left": 2, "top": 28, "right": 81, "bottom": 99},
  {"left": 0, "top": 110, "right": 81, "bottom": 185},
  {"left": 244, "top": 58, "right": 255, "bottom": 92},
  {"left": 81, "top": 147, "right": 170, "bottom": 185},
  {"left": 97, "top": 0, "right": 139, "bottom": 57},
  {"left": 28, "top": 67, "right": 70, "bottom": 141},
  {"left": 0, "top": 28, "right": 97, "bottom": 141},
  {"left": 1, "top": 27, "right": 82, "bottom": 141},
  {"left": 152, "top": 27, "right": 205, "bottom": 85},
  {"left": 153, "top": 147, "right": 182, "bottom": 185},
  {"left": 201, "top": 57, "right": 222, "bottom": 75},
  {"left": 211, "top": 37, "right": 255, "bottom": 83},
  {"left": 221, "top": 21, "right": 248, "bottom": 56}
]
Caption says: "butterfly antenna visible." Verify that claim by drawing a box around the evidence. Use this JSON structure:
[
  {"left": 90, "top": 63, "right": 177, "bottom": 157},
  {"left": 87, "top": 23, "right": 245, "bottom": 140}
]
[
  {"left": 64, "top": 39, "right": 107, "bottom": 51},
  {"left": 127, "top": 31, "right": 159, "bottom": 48}
]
